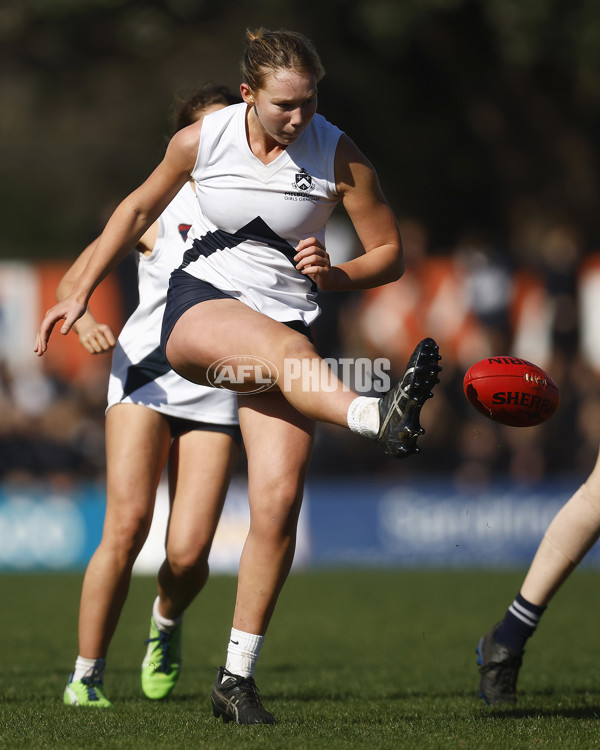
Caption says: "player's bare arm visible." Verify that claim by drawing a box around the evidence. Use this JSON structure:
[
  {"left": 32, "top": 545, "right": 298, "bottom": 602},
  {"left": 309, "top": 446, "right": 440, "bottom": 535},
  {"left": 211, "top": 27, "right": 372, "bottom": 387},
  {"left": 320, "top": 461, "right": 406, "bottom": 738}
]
[
  {"left": 55, "top": 239, "right": 116, "bottom": 354},
  {"left": 57, "top": 216, "right": 159, "bottom": 354},
  {"left": 34, "top": 122, "right": 202, "bottom": 355},
  {"left": 326, "top": 134, "right": 404, "bottom": 291}
]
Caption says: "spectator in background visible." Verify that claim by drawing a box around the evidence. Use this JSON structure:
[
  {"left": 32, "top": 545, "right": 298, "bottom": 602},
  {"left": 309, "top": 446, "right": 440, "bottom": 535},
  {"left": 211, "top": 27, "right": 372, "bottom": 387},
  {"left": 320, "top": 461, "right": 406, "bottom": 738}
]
[{"left": 455, "top": 229, "right": 513, "bottom": 356}]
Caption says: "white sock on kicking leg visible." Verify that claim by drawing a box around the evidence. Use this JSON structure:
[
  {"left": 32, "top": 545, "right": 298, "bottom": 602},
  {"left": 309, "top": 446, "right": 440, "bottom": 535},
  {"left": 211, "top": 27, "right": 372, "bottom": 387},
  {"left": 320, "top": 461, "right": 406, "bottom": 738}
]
[{"left": 346, "top": 396, "right": 380, "bottom": 438}]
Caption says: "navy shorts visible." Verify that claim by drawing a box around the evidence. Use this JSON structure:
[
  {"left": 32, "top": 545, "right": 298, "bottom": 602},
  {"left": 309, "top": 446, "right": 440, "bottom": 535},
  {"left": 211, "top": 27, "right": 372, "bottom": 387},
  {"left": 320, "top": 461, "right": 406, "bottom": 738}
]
[
  {"left": 160, "top": 270, "right": 234, "bottom": 357},
  {"left": 160, "top": 269, "right": 312, "bottom": 359},
  {"left": 161, "top": 413, "right": 242, "bottom": 446}
]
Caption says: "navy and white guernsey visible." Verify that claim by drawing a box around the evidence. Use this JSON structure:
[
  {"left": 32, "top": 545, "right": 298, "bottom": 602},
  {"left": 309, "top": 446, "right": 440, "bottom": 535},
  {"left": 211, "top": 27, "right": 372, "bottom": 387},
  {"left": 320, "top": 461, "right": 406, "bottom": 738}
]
[
  {"left": 107, "top": 182, "right": 238, "bottom": 425},
  {"left": 181, "top": 102, "right": 343, "bottom": 326}
]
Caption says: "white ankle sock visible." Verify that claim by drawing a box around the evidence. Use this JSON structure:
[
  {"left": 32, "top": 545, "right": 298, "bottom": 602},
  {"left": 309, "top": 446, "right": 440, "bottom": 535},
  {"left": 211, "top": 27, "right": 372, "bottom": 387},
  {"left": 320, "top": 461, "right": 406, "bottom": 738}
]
[
  {"left": 73, "top": 656, "right": 104, "bottom": 682},
  {"left": 224, "top": 627, "right": 264, "bottom": 679},
  {"left": 346, "top": 396, "right": 380, "bottom": 438},
  {"left": 152, "top": 596, "right": 180, "bottom": 633}
]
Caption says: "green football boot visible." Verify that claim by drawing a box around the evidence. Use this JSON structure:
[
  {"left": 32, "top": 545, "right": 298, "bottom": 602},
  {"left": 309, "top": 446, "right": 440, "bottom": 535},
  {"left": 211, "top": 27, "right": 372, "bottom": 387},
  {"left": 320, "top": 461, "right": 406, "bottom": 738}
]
[
  {"left": 141, "top": 616, "right": 182, "bottom": 699},
  {"left": 63, "top": 662, "right": 112, "bottom": 708}
]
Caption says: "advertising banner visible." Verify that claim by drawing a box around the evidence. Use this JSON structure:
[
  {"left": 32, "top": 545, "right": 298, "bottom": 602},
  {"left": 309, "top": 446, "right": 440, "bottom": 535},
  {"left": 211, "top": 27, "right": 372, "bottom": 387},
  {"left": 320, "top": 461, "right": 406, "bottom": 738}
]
[{"left": 1, "top": 477, "right": 597, "bottom": 572}]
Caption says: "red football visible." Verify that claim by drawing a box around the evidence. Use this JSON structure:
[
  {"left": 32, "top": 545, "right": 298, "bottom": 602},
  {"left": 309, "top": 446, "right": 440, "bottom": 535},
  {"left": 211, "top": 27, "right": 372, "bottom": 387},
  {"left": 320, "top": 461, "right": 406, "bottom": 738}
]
[{"left": 463, "top": 356, "right": 560, "bottom": 427}]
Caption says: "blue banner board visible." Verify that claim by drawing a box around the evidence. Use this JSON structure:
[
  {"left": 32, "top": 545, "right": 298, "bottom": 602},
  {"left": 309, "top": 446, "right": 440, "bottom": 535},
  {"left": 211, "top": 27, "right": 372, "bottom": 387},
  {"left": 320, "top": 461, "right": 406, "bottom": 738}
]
[
  {"left": 1, "top": 477, "right": 598, "bottom": 571},
  {"left": 306, "top": 478, "right": 598, "bottom": 568}
]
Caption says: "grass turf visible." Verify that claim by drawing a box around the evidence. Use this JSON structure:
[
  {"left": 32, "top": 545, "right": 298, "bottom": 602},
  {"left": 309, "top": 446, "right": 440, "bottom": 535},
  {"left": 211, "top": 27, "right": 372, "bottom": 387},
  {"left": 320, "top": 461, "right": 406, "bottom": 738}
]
[{"left": 1, "top": 569, "right": 600, "bottom": 749}]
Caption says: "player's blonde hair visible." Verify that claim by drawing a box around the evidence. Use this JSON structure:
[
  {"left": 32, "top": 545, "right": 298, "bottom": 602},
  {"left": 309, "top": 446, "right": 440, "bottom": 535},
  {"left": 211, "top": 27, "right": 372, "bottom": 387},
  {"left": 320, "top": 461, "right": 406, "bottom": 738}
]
[{"left": 241, "top": 27, "right": 325, "bottom": 92}]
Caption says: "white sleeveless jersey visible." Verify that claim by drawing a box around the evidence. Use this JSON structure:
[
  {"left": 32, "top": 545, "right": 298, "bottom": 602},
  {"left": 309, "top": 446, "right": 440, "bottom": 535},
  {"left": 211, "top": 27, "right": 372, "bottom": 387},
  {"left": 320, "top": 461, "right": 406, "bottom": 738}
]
[
  {"left": 107, "top": 183, "right": 238, "bottom": 425},
  {"left": 181, "top": 103, "right": 343, "bottom": 325}
]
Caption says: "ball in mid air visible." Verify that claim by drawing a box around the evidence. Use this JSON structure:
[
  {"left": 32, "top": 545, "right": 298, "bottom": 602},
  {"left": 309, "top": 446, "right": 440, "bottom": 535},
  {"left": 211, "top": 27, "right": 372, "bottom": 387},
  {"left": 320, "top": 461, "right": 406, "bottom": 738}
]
[{"left": 463, "top": 356, "right": 560, "bottom": 427}]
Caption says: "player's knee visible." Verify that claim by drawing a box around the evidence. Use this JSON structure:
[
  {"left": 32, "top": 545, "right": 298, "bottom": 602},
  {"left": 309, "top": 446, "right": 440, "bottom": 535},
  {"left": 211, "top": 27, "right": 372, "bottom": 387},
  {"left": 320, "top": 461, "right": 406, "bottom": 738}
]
[
  {"left": 280, "top": 333, "right": 316, "bottom": 363},
  {"left": 268, "top": 473, "right": 304, "bottom": 508},
  {"left": 584, "top": 462, "right": 600, "bottom": 506},
  {"left": 545, "top": 483, "right": 600, "bottom": 565},
  {"left": 570, "top": 480, "right": 600, "bottom": 515},
  {"left": 166, "top": 541, "right": 210, "bottom": 578},
  {"left": 251, "top": 480, "right": 303, "bottom": 537},
  {"left": 104, "top": 512, "right": 152, "bottom": 561}
]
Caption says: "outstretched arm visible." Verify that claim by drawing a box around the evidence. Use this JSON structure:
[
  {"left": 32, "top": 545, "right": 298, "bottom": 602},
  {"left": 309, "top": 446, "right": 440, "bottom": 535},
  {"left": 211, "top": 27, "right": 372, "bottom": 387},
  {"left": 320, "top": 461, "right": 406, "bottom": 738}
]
[
  {"left": 56, "top": 218, "right": 159, "bottom": 354},
  {"left": 34, "top": 122, "right": 201, "bottom": 355},
  {"left": 56, "top": 239, "right": 117, "bottom": 354}
]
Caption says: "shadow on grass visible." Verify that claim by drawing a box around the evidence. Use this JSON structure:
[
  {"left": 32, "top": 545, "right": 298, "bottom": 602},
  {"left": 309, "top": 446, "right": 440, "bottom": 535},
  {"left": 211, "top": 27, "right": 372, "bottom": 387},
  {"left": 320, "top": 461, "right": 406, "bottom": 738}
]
[
  {"left": 274, "top": 688, "right": 474, "bottom": 703},
  {"left": 476, "top": 688, "right": 600, "bottom": 719},
  {"left": 480, "top": 706, "right": 600, "bottom": 719}
]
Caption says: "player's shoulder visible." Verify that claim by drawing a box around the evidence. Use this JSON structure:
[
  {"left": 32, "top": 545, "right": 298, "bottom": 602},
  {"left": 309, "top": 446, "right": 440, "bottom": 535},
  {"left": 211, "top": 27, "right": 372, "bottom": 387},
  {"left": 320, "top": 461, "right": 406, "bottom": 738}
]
[
  {"left": 167, "top": 120, "right": 203, "bottom": 166},
  {"left": 207, "top": 101, "right": 245, "bottom": 122},
  {"left": 333, "top": 133, "right": 377, "bottom": 196},
  {"left": 201, "top": 102, "right": 244, "bottom": 133},
  {"left": 167, "top": 109, "right": 238, "bottom": 171},
  {"left": 334, "top": 132, "right": 373, "bottom": 170},
  {"left": 311, "top": 111, "right": 343, "bottom": 136},
  {"left": 170, "top": 106, "right": 241, "bottom": 149}
]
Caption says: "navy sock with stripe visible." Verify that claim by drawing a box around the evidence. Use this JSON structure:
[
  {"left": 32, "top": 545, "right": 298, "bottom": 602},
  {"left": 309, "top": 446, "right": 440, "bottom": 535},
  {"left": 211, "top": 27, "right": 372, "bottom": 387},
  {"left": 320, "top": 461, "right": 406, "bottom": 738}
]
[{"left": 494, "top": 592, "right": 546, "bottom": 651}]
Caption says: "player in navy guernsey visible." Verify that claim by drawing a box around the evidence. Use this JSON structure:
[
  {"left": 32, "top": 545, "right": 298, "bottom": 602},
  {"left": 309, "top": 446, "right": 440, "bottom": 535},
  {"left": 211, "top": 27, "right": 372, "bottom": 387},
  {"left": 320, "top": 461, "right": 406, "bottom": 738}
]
[{"left": 36, "top": 28, "right": 441, "bottom": 724}]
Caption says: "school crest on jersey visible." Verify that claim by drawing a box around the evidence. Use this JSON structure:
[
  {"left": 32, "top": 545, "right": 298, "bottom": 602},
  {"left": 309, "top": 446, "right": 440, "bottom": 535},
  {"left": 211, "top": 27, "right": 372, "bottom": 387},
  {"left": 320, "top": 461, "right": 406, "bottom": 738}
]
[
  {"left": 293, "top": 168, "right": 315, "bottom": 192},
  {"left": 178, "top": 224, "right": 192, "bottom": 241}
]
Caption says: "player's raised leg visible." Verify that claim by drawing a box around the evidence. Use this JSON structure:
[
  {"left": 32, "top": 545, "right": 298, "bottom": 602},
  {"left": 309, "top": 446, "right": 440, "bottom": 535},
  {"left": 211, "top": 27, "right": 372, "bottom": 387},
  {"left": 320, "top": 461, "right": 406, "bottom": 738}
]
[{"left": 167, "top": 299, "right": 441, "bottom": 458}]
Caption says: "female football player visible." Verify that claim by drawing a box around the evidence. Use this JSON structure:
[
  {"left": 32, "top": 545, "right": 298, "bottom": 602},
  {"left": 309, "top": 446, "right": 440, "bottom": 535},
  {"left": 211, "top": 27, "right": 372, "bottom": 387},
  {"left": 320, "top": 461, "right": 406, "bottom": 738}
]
[
  {"left": 61, "top": 84, "right": 242, "bottom": 709},
  {"left": 37, "top": 28, "right": 441, "bottom": 723},
  {"left": 477, "top": 448, "right": 600, "bottom": 705}
]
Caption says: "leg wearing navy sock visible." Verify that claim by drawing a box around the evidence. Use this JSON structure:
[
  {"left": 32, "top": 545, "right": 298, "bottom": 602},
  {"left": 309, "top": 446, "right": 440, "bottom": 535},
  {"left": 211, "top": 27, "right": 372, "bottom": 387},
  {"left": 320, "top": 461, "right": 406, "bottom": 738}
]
[{"left": 494, "top": 592, "right": 546, "bottom": 651}]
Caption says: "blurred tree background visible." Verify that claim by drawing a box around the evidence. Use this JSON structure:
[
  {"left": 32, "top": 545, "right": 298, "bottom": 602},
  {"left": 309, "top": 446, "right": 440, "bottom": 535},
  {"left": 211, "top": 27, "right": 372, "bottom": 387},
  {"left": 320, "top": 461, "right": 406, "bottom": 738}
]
[{"left": 3, "top": 0, "right": 600, "bottom": 260}]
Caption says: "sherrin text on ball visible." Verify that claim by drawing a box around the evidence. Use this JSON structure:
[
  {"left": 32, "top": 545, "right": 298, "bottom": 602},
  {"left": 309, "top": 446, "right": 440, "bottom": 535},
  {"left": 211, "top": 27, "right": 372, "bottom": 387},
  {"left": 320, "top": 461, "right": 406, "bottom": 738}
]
[{"left": 463, "top": 356, "right": 560, "bottom": 427}]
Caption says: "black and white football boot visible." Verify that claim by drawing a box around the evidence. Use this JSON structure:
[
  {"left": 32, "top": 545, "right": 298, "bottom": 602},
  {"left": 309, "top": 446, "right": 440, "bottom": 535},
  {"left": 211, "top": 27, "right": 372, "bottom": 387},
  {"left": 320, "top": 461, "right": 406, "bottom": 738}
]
[{"left": 376, "top": 337, "right": 441, "bottom": 458}]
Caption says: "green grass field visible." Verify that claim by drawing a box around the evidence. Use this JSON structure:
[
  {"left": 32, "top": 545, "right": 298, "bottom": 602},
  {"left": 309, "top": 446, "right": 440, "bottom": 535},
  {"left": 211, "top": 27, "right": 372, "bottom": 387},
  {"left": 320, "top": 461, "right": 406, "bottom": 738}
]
[{"left": 2, "top": 569, "right": 600, "bottom": 749}]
